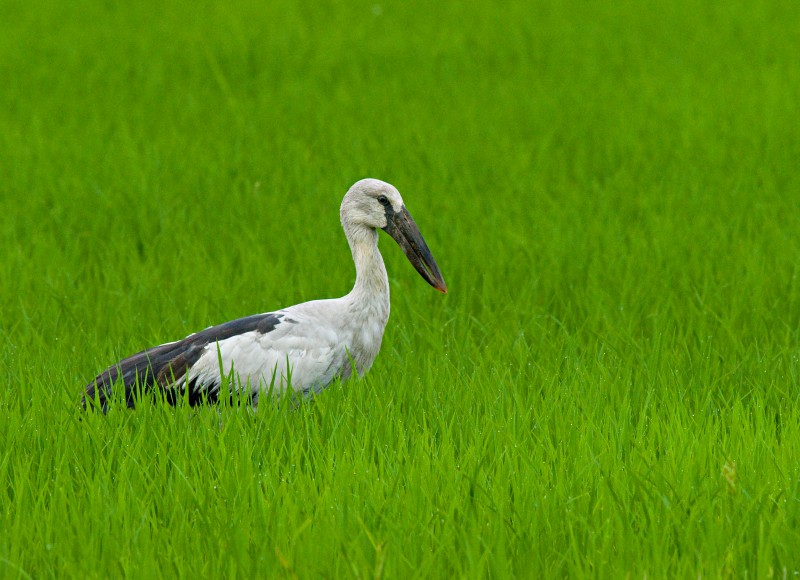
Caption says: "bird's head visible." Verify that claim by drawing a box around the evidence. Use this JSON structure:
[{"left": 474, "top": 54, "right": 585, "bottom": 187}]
[{"left": 341, "top": 179, "right": 448, "bottom": 294}]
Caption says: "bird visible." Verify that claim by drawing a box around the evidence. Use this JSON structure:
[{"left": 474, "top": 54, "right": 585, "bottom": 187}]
[{"left": 83, "top": 178, "right": 447, "bottom": 411}]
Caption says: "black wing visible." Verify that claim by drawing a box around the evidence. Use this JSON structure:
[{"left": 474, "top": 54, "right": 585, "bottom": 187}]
[{"left": 83, "top": 312, "right": 283, "bottom": 411}]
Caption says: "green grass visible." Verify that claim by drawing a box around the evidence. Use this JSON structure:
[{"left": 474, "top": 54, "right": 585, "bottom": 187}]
[{"left": 2, "top": 0, "right": 800, "bottom": 576}]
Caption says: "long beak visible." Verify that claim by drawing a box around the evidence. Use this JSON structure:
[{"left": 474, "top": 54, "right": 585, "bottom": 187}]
[{"left": 383, "top": 207, "right": 448, "bottom": 293}]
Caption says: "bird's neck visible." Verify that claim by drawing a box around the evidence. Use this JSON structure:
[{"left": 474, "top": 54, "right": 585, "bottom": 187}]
[
  {"left": 344, "top": 225, "right": 390, "bottom": 315},
  {"left": 347, "top": 226, "right": 389, "bottom": 296},
  {"left": 337, "top": 223, "right": 391, "bottom": 379}
]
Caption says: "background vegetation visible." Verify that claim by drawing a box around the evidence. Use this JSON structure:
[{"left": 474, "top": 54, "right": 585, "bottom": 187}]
[{"left": 1, "top": 0, "right": 799, "bottom": 576}]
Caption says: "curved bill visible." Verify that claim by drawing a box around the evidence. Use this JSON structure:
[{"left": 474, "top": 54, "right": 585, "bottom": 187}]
[{"left": 383, "top": 206, "right": 448, "bottom": 293}]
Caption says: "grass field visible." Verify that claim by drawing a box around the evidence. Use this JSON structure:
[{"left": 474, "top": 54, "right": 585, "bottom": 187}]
[{"left": 2, "top": 0, "right": 800, "bottom": 576}]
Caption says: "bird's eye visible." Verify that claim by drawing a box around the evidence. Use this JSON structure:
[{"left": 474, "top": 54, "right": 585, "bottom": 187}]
[{"left": 377, "top": 195, "right": 389, "bottom": 206}]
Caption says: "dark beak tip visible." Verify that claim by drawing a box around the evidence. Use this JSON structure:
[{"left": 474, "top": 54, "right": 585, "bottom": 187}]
[{"left": 387, "top": 208, "right": 448, "bottom": 295}]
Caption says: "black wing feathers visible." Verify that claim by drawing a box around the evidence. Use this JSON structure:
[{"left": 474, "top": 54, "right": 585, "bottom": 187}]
[{"left": 83, "top": 312, "right": 282, "bottom": 411}]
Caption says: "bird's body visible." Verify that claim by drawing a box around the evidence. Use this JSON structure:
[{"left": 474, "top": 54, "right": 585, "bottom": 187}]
[{"left": 84, "top": 179, "right": 446, "bottom": 410}]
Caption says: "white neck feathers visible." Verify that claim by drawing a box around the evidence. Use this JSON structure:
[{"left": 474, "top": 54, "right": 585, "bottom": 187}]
[{"left": 345, "top": 224, "right": 389, "bottom": 304}]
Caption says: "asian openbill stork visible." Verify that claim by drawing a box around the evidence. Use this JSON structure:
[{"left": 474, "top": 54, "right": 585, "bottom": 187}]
[{"left": 83, "top": 179, "right": 447, "bottom": 411}]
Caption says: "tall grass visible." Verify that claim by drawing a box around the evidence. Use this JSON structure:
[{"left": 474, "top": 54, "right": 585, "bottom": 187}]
[{"left": 1, "top": 0, "right": 799, "bottom": 576}]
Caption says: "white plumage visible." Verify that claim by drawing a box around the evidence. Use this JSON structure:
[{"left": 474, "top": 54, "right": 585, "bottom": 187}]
[{"left": 84, "top": 179, "right": 447, "bottom": 410}]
